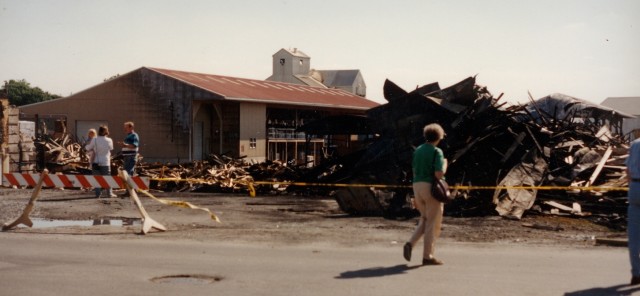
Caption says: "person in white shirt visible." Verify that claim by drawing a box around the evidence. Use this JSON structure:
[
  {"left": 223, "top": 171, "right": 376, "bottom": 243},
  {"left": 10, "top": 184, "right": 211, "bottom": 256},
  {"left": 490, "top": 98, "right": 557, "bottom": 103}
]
[
  {"left": 85, "top": 129, "right": 96, "bottom": 164},
  {"left": 85, "top": 125, "right": 115, "bottom": 198}
]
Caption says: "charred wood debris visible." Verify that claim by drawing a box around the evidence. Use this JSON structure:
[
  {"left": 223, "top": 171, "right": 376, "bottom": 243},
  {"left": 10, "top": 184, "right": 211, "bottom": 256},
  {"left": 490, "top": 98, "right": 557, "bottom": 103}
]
[{"left": 32, "top": 76, "right": 633, "bottom": 229}]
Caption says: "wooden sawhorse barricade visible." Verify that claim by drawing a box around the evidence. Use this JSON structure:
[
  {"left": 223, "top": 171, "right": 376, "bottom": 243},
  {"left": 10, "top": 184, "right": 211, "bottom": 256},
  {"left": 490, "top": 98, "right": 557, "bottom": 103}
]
[{"left": 2, "top": 170, "right": 166, "bottom": 234}]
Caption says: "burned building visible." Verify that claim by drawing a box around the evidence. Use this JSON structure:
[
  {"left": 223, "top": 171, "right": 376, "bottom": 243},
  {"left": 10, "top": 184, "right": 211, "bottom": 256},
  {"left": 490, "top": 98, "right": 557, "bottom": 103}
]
[{"left": 297, "top": 76, "right": 633, "bottom": 225}]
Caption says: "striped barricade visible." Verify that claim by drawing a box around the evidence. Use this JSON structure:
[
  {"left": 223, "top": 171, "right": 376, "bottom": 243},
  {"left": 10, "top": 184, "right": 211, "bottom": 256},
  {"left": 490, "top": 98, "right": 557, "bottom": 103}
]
[{"left": 3, "top": 173, "right": 149, "bottom": 190}]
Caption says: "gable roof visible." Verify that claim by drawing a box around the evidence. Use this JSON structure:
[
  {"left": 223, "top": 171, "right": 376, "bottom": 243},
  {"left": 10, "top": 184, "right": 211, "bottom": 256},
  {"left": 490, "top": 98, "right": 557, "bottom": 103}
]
[
  {"left": 147, "top": 67, "right": 378, "bottom": 110},
  {"left": 293, "top": 74, "right": 326, "bottom": 88},
  {"left": 275, "top": 48, "right": 309, "bottom": 58},
  {"left": 318, "top": 70, "right": 362, "bottom": 87},
  {"left": 601, "top": 97, "right": 640, "bottom": 115}
]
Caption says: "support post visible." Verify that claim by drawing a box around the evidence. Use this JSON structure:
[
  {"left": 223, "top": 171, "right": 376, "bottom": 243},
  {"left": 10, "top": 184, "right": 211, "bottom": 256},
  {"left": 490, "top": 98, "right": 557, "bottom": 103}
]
[
  {"left": 2, "top": 170, "right": 48, "bottom": 231},
  {"left": 118, "top": 169, "right": 166, "bottom": 234}
]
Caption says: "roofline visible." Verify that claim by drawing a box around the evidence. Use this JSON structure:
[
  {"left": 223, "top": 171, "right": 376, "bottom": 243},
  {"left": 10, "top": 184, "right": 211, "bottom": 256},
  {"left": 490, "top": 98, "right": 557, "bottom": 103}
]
[
  {"left": 604, "top": 96, "right": 640, "bottom": 99},
  {"left": 146, "top": 67, "right": 376, "bottom": 109},
  {"left": 20, "top": 67, "right": 145, "bottom": 108},
  {"left": 22, "top": 66, "right": 376, "bottom": 111},
  {"left": 225, "top": 96, "right": 371, "bottom": 111},
  {"left": 143, "top": 67, "right": 227, "bottom": 98},
  {"left": 275, "top": 48, "right": 309, "bottom": 58},
  {"left": 318, "top": 69, "right": 361, "bottom": 72}
]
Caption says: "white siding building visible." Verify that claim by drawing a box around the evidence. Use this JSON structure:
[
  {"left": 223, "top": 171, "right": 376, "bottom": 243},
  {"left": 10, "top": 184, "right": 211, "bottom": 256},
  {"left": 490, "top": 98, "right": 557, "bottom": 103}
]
[{"left": 601, "top": 97, "right": 640, "bottom": 139}]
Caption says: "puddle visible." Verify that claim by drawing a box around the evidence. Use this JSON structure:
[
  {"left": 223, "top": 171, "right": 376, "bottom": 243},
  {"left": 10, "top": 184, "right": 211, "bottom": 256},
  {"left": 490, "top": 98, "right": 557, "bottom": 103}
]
[{"left": 22, "top": 218, "right": 141, "bottom": 228}]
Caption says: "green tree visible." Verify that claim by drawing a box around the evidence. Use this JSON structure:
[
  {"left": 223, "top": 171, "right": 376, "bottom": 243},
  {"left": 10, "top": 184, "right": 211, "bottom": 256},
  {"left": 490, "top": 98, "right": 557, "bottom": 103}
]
[{"left": 1, "top": 79, "right": 61, "bottom": 106}]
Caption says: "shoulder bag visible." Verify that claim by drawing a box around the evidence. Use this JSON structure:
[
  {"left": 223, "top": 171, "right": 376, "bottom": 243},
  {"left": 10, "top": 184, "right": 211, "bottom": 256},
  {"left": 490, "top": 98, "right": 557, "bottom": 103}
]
[{"left": 431, "top": 149, "right": 453, "bottom": 203}]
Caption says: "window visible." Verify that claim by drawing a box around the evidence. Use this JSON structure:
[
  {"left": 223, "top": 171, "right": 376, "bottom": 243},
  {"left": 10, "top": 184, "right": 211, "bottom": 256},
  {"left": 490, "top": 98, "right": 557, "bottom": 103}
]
[{"left": 249, "top": 138, "right": 257, "bottom": 149}]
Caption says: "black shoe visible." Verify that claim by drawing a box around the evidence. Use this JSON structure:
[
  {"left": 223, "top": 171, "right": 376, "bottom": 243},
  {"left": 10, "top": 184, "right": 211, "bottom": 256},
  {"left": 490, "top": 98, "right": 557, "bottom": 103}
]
[
  {"left": 403, "top": 242, "right": 412, "bottom": 262},
  {"left": 631, "top": 276, "right": 640, "bottom": 285},
  {"left": 422, "top": 258, "right": 444, "bottom": 265}
]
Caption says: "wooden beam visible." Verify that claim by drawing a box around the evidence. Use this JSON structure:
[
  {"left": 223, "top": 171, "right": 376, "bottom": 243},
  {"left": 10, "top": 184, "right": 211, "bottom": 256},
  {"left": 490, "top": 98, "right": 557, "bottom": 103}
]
[{"left": 586, "top": 146, "right": 613, "bottom": 187}]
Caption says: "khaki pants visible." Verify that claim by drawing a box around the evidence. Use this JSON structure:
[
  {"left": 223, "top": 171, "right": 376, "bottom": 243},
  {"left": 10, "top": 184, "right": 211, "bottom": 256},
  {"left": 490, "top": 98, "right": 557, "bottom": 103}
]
[{"left": 409, "top": 182, "right": 443, "bottom": 259}]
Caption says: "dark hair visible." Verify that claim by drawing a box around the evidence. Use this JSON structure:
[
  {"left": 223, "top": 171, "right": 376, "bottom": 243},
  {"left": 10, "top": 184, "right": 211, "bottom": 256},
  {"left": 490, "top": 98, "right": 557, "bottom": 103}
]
[
  {"left": 423, "top": 123, "right": 445, "bottom": 143},
  {"left": 98, "top": 125, "right": 109, "bottom": 136}
]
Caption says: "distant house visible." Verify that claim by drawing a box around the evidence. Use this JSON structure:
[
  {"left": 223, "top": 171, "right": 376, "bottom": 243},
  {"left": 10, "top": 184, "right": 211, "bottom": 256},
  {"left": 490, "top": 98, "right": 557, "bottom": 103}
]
[
  {"left": 601, "top": 97, "right": 640, "bottom": 138},
  {"left": 266, "top": 48, "right": 367, "bottom": 97},
  {"left": 19, "top": 67, "right": 379, "bottom": 164}
]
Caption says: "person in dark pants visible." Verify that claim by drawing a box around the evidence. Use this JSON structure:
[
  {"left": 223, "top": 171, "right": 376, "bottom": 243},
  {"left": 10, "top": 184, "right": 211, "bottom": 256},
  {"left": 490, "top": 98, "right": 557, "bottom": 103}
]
[
  {"left": 117, "top": 121, "right": 139, "bottom": 197},
  {"left": 627, "top": 129, "right": 640, "bottom": 285}
]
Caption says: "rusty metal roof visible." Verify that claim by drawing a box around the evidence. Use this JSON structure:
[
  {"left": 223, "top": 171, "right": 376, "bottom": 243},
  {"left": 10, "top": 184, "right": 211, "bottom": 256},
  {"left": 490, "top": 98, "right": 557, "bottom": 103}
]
[{"left": 147, "top": 67, "right": 379, "bottom": 110}]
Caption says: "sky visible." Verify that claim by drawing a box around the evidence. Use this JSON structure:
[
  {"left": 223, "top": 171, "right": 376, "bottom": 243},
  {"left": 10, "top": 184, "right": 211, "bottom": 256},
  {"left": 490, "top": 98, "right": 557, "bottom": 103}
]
[{"left": 0, "top": 0, "right": 638, "bottom": 105}]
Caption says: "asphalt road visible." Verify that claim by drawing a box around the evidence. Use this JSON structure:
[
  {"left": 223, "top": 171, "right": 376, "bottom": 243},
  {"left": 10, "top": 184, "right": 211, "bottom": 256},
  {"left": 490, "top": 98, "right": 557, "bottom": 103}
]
[{"left": 0, "top": 233, "right": 635, "bottom": 296}]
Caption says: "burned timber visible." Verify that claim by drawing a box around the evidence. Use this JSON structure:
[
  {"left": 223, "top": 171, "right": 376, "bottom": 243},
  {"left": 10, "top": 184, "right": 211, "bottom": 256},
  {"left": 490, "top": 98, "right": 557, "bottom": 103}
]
[
  {"left": 293, "top": 76, "right": 632, "bottom": 230},
  {"left": 26, "top": 76, "right": 635, "bottom": 230}
]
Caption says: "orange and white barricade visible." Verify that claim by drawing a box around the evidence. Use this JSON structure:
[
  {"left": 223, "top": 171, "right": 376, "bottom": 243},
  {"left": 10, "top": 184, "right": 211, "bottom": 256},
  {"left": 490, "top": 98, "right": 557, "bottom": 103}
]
[
  {"left": 2, "top": 173, "right": 149, "bottom": 190},
  {"left": 2, "top": 170, "right": 218, "bottom": 234}
]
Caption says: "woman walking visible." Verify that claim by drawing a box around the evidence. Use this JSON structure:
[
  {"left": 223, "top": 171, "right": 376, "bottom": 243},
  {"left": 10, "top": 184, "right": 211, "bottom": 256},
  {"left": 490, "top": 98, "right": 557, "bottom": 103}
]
[{"left": 403, "top": 123, "right": 447, "bottom": 265}]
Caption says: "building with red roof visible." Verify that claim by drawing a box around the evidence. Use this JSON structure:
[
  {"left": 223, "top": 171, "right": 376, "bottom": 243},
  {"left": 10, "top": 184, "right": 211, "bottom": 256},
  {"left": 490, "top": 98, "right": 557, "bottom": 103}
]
[{"left": 19, "top": 66, "right": 379, "bottom": 164}]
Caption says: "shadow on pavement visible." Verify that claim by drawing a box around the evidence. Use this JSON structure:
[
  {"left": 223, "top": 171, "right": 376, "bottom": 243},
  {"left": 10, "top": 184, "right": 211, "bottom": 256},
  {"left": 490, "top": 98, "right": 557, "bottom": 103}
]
[
  {"left": 564, "top": 284, "right": 640, "bottom": 296},
  {"left": 335, "top": 264, "right": 421, "bottom": 279}
]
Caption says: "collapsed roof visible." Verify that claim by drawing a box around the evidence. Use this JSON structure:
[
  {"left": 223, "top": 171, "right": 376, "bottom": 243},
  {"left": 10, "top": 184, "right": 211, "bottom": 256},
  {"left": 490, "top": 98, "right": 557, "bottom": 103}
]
[{"left": 297, "top": 76, "right": 631, "bottom": 227}]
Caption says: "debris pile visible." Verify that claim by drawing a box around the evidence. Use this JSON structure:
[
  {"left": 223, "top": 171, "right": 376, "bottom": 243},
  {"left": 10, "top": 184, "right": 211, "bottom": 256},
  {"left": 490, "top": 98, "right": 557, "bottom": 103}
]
[
  {"left": 138, "top": 155, "right": 306, "bottom": 193},
  {"left": 33, "top": 134, "right": 90, "bottom": 175},
  {"left": 27, "top": 121, "right": 306, "bottom": 193},
  {"left": 296, "top": 76, "right": 632, "bottom": 228},
  {"left": 37, "top": 134, "right": 85, "bottom": 167},
  {"left": 21, "top": 79, "right": 633, "bottom": 229}
]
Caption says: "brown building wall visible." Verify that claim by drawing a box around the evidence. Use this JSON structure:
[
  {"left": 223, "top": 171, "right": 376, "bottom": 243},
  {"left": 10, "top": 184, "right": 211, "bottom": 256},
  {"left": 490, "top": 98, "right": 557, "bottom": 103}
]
[{"left": 19, "top": 73, "right": 194, "bottom": 162}]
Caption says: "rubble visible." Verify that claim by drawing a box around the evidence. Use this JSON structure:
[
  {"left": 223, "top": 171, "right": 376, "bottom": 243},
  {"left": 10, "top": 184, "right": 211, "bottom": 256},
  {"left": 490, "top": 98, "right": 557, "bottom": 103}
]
[
  {"left": 27, "top": 119, "right": 307, "bottom": 194},
  {"left": 295, "top": 76, "right": 633, "bottom": 229},
  {"left": 138, "top": 155, "right": 307, "bottom": 194},
  {"left": 16, "top": 78, "right": 635, "bottom": 230},
  {"left": 137, "top": 155, "right": 254, "bottom": 192},
  {"left": 37, "top": 133, "right": 85, "bottom": 167}
]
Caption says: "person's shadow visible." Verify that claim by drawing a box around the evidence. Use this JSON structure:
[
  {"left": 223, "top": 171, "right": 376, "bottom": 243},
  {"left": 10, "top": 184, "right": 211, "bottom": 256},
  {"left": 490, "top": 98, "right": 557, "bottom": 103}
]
[
  {"left": 335, "top": 264, "right": 421, "bottom": 279},
  {"left": 564, "top": 284, "right": 640, "bottom": 296}
]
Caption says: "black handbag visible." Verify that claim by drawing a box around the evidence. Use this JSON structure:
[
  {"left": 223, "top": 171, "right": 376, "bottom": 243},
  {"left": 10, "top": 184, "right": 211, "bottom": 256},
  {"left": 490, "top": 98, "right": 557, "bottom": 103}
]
[{"left": 431, "top": 150, "right": 453, "bottom": 203}]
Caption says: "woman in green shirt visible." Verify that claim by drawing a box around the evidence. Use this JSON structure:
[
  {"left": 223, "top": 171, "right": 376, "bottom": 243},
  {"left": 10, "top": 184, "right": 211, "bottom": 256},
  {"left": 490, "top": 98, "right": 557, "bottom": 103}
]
[{"left": 403, "top": 123, "right": 447, "bottom": 265}]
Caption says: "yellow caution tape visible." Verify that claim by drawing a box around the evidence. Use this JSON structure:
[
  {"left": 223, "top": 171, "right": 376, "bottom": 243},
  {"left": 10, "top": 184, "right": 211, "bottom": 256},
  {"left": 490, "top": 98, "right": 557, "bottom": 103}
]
[
  {"left": 150, "top": 178, "right": 628, "bottom": 192},
  {"left": 452, "top": 185, "right": 628, "bottom": 191},
  {"left": 153, "top": 177, "right": 220, "bottom": 183},
  {"left": 136, "top": 189, "right": 221, "bottom": 223},
  {"left": 250, "top": 181, "right": 628, "bottom": 191},
  {"left": 248, "top": 183, "right": 256, "bottom": 198}
]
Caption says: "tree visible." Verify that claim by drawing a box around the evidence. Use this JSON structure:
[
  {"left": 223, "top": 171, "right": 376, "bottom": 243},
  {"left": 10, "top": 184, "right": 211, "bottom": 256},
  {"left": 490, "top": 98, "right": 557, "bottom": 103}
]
[{"left": 1, "top": 79, "right": 61, "bottom": 106}]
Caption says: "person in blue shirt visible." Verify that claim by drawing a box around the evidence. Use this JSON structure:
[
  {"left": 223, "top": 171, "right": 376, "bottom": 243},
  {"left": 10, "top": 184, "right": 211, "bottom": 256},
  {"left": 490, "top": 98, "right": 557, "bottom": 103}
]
[
  {"left": 627, "top": 130, "right": 640, "bottom": 285},
  {"left": 118, "top": 121, "right": 139, "bottom": 177}
]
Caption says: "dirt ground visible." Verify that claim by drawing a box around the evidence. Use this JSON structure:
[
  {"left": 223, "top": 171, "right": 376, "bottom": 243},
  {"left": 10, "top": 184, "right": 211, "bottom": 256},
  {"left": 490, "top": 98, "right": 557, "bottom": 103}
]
[{"left": 0, "top": 187, "right": 626, "bottom": 248}]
